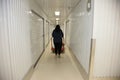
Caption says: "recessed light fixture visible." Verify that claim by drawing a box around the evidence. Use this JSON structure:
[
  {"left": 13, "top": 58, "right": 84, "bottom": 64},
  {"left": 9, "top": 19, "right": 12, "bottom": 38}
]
[
  {"left": 56, "top": 18, "right": 59, "bottom": 21},
  {"left": 55, "top": 11, "right": 60, "bottom": 16}
]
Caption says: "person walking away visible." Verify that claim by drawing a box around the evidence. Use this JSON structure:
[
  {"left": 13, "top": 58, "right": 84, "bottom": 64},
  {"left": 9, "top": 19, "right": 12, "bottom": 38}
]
[{"left": 52, "top": 25, "right": 64, "bottom": 56}]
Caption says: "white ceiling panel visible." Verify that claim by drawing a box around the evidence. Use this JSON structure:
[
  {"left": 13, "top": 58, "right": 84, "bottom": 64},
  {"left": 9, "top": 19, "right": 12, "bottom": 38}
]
[{"left": 35, "top": 0, "right": 81, "bottom": 24}]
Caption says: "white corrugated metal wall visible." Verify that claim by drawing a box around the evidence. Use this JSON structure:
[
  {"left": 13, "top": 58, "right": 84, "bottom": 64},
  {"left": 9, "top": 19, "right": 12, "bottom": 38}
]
[
  {"left": 0, "top": 0, "right": 32, "bottom": 80},
  {"left": 93, "top": 0, "right": 120, "bottom": 77},
  {"left": 0, "top": 1, "right": 13, "bottom": 79},
  {"left": 0, "top": 0, "right": 49, "bottom": 79}
]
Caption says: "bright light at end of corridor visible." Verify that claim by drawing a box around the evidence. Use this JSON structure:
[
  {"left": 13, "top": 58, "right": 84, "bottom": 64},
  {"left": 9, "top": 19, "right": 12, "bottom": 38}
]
[
  {"left": 55, "top": 11, "right": 60, "bottom": 16},
  {"left": 56, "top": 20, "right": 59, "bottom": 24},
  {"left": 56, "top": 18, "right": 59, "bottom": 21}
]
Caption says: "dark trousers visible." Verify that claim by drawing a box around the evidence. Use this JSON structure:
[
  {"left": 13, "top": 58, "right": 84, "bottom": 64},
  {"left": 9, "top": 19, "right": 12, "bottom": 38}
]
[{"left": 54, "top": 42, "right": 62, "bottom": 55}]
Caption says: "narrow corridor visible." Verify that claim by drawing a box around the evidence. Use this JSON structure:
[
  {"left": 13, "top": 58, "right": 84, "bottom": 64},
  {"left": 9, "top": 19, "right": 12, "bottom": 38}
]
[
  {"left": 0, "top": 0, "right": 120, "bottom": 80},
  {"left": 29, "top": 44, "right": 83, "bottom": 80}
]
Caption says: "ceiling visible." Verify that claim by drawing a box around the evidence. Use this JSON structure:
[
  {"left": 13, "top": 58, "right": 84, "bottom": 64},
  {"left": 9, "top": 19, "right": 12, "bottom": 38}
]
[{"left": 35, "top": 0, "right": 81, "bottom": 24}]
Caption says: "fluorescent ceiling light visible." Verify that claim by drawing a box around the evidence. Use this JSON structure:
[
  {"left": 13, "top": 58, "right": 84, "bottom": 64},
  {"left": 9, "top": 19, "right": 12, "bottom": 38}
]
[
  {"left": 55, "top": 11, "right": 60, "bottom": 16},
  {"left": 56, "top": 18, "right": 59, "bottom": 21}
]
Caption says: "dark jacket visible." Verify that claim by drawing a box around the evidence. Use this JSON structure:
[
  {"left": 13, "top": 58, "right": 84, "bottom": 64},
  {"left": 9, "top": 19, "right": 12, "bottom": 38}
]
[{"left": 52, "top": 27, "right": 63, "bottom": 43}]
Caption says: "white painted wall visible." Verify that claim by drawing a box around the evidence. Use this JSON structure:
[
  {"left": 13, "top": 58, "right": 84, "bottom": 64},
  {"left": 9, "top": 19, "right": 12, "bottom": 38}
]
[
  {"left": 29, "top": 13, "right": 44, "bottom": 65},
  {"left": 93, "top": 0, "right": 120, "bottom": 77},
  {"left": 30, "top": 0, "right": 50, "bottom": 48},
  {"left": 66, "top": 0, "right": 94, "bottom": 73},
  {"left": 65, "top": 21, "right": 71, "bottom": 46},
  {"left": 45, "top": 21, "right": 49, "bottom": 46},
  {"left": 49, "top": 24, "right": 54, "bottom": 40}
]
